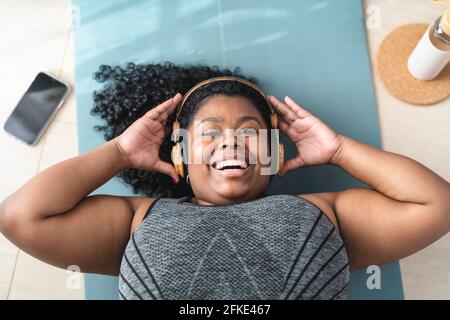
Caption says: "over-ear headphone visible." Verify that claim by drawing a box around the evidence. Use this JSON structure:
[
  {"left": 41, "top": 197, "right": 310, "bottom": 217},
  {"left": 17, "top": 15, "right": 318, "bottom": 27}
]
[{"left": 171, "top": 76, "right": 284, "bottom": 178}]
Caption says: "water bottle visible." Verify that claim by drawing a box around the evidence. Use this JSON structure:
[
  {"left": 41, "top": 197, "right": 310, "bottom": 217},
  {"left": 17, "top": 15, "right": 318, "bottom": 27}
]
[{"left": 407, "top": 5, "right": 450, "bottom": 80}]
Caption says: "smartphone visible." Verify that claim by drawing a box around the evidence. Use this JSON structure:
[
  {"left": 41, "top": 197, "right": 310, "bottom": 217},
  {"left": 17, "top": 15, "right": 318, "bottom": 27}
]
[{"left": 3, "top": 72, "right": 70, "bottom": 146}]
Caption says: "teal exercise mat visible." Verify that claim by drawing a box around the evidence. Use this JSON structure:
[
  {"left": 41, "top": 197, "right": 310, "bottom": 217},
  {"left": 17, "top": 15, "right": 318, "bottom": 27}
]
[{"left": 72, "top": 0, "right": 404, "bottom": 300}]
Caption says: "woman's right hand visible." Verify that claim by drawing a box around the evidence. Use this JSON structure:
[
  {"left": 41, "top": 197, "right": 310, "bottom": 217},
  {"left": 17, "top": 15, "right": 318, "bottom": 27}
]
[{"left": 113, "top": 93, "right": 182, "bottom": 183}]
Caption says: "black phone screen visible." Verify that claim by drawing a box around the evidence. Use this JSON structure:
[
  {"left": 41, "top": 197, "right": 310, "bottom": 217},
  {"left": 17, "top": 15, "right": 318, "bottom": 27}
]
[{"left": 3, "top": 72, "right": 69, "bottom": 145}]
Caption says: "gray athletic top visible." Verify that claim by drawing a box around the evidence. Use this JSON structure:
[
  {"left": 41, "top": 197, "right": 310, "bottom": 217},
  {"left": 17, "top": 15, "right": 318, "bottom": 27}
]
[{"left": 118, "top": 194, "right": 349, "bottom": 300}]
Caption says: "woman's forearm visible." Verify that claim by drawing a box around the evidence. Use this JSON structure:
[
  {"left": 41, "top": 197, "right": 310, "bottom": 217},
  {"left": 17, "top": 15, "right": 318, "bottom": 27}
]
[
  {"left": 2, "top": 139, "right": 128, "bottom": 220},
  {"left": 331, "top": 135, "right": 450, "bottom": 206}
]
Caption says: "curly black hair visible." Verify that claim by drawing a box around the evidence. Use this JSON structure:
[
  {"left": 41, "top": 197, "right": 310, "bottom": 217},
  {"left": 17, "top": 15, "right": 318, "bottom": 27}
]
[{"left": 91, "top": 61, "right": 274, "bottom": 198}]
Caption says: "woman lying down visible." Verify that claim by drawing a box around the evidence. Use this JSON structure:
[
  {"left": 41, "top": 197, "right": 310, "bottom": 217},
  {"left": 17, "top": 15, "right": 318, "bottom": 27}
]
[{"left": 0, "top": 62, "right": 449, "bottom": 300}]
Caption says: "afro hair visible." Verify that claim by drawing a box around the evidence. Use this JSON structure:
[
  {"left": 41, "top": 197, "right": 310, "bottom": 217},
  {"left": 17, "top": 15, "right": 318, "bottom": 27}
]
[{"left": 91, "top": 61, "right": 273, "bottom": 198}]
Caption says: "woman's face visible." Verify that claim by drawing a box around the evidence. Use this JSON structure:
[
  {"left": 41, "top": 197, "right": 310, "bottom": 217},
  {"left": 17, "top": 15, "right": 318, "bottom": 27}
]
[{"left": 185, "top": 95, "right": 272, "bottom": 204}]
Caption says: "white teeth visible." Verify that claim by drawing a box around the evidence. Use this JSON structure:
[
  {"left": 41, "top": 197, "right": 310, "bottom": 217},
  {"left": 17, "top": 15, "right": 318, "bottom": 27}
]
[{"left": 215, "top": 159, "right": 248, "bottom": 170}]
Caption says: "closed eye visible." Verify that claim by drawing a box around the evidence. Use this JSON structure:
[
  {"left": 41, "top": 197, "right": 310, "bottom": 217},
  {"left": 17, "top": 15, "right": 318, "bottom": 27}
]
[
  {"left": 202, "top": 129, "right": 222, "bottom": 138},
  {"left": 236, "top": 128, "right": 257, "bottom": 137}
]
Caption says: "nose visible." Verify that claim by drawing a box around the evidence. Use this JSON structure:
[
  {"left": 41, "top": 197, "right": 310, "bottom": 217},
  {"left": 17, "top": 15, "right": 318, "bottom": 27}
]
[
  {"left": 219, "top": 129, "right": 243, "bottom": 150},
  {"left": 215, "top": 130, "right": 248, "bottom": 163}
]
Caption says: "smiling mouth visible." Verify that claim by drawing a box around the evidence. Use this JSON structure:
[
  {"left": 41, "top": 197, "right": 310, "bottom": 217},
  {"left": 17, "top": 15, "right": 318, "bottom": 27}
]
[
  {"left": 212, "top": 159, "right": 248, "bottom": 170},
  {"left": 209, "top": 158, "right": 253, "bottom": 177}
]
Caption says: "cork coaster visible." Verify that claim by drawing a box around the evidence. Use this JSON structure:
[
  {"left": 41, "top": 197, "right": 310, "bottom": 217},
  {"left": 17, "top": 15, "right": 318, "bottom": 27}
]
[{"left": 377, "top": 23, "right": 450, "bottom": 106}]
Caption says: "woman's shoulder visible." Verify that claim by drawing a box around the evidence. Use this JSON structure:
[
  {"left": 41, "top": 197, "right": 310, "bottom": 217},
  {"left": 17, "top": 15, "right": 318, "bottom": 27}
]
[
  {"left": 127, "top": 196, "right": 156, "bottom": 236},
  {"left": 295, "top": 192, "right": 340, "bottom": 231}
]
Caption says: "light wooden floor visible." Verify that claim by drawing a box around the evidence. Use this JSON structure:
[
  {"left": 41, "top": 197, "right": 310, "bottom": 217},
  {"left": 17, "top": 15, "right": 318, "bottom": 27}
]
[
  {"left": 0, "top": 0, "right": 449, "bottom": 299},
  {"left": 0, "top": 0, "right": 82, "bottom": 300}
]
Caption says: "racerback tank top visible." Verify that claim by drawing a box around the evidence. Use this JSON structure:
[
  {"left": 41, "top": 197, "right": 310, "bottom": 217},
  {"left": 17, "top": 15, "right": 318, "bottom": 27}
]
[{"left": 119, "top": 193, "right": 349, "bottom": 300}]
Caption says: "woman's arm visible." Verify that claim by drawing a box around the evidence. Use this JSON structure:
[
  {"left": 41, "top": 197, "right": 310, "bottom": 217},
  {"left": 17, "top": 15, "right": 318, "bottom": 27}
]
[
  {"left": 269, "top": 94, "right": 450, "bottom": 271},
  {"left": 331, "top": 136, "right": 450, "bottom": 206},
  {"left": 2, "top": 139, "right": 127, "bottom": 222},
  {"left": 0, "top": 93, "right": 182, "bottom": 275},
  {"left": 330, "top": 135, "right": 450, "bottom": 270},
  {"left": 0, "top": 140, "right": 142, "bottom": 275}
]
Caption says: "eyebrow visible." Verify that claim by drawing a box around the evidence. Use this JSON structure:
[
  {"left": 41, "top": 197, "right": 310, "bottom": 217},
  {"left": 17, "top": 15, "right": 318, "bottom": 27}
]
[{"left": 196, "top": 116, "right": 262, "bottom": 128}]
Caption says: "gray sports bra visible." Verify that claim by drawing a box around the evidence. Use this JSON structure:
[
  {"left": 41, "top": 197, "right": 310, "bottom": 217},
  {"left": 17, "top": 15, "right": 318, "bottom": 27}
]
[{"left": 118, "top": 194, "right": 349, "bottom": 300}]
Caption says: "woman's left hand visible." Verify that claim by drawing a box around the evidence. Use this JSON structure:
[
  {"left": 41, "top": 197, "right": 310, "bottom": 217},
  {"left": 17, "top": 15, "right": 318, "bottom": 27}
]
[{"left": 268, "top": 95, "right": 344, "bottom": 177}]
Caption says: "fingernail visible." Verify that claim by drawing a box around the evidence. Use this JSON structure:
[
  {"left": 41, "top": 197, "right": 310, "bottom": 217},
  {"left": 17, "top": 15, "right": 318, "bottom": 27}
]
[{"left": 173, "top": 177, "right": 178, "bottom": 184}]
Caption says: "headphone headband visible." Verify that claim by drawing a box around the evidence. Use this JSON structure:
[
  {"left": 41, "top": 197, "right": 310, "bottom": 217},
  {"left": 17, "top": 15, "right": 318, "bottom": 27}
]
[{"left": 175, "top": 76, "right": 278, "bottom": 129}]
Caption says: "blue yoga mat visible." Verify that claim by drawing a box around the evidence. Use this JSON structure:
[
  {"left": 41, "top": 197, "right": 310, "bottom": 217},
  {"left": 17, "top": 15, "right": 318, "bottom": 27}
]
[{"left": 72, "top": 0, "right": 404, "bottom": 300}]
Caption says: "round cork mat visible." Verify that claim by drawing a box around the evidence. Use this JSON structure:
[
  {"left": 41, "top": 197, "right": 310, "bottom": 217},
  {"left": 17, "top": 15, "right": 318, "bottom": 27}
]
[{"left": 377, "top": 23, "right": 450, "bottom": 106}]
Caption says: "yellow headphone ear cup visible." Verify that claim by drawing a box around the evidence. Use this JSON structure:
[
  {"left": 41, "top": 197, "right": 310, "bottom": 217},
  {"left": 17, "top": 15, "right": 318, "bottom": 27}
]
[
  {"left": 270, "top": 113, "right": 278, "bottom": 129},
  {"left": 171, "top": 143, "right": 184, "bottom": 178},
  {"left": 278, "top": 143, "right": 285, "bottom": 174},
  {"left": 171, "top": 120, "right": 184, "bottom": 178}
]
